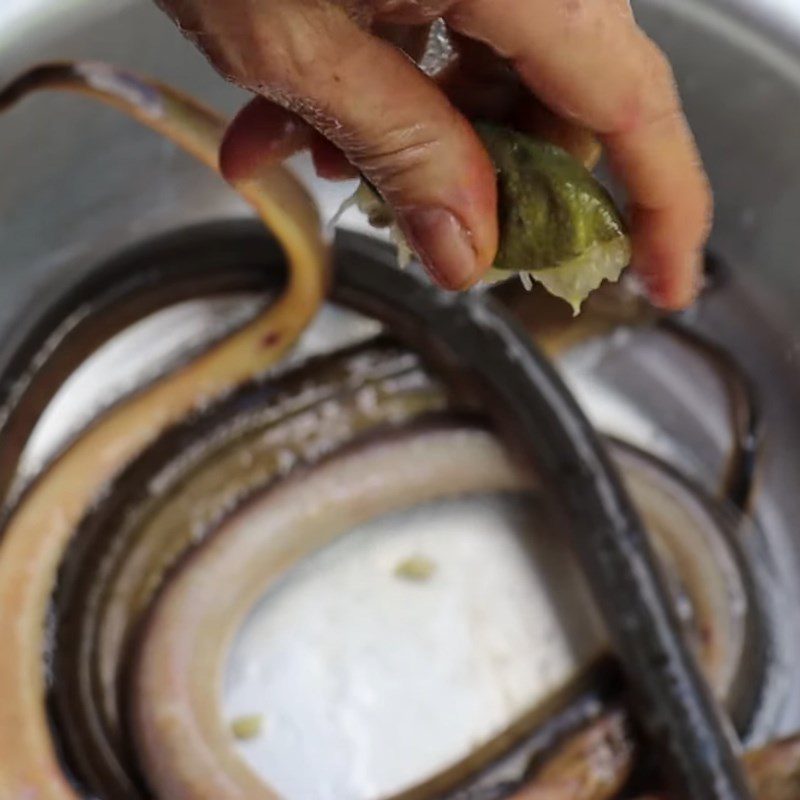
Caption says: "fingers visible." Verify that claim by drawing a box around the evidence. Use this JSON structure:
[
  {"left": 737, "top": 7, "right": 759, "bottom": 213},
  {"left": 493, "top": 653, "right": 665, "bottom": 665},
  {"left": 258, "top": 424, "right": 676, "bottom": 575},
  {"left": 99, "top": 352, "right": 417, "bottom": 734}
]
[
  {"left": 436, "top": 33, "right": 601, "bottom": 168},
  {"left": 219, "top": 96, "right": 312, "bottom": 182},
  {"left": 217, "top": 2, "right": 497, "bottom": 290},
  {"left": 309, "top": 132, "right": 358, "bottom": 181},
  {"left": 220, "top": 97, "right": 356, "bottom": 182},
  {"left": 603, "top": 79, "right": 712, "bottom": 308},
  {"left": 435, "top": 34, "right": 523, "bottom": 120},
  {"left": 176, "top": 0, "right": 709, "bottom": 305},
  {"left": 513, "top": 99, "right": 601, "bottom": 170},
  {"left": 447, "top": 0, "right": 712, "bottom": 308}
]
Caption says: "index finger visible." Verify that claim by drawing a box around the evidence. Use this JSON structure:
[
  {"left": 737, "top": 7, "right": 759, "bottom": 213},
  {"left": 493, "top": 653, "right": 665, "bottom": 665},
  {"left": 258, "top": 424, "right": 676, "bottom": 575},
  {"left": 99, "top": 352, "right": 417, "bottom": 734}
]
[{"left": 445, "top": 0, "right": 713, "bottom": 308}]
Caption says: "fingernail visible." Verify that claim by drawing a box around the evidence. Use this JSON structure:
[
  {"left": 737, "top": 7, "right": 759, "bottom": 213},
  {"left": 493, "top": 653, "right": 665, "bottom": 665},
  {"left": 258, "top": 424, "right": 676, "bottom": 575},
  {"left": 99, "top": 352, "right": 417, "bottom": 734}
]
[
  {"left": 644, "top": 257, "right": 703, "bottom": 311},
  {"left": 400, "top": 207, "right": 479, "bottom": 290},
  {"left": 692, "top": 251, "right": 708, "bottom": 296},
  {"left": 668, "top": 251, "right": 705, "bottom": 308}
]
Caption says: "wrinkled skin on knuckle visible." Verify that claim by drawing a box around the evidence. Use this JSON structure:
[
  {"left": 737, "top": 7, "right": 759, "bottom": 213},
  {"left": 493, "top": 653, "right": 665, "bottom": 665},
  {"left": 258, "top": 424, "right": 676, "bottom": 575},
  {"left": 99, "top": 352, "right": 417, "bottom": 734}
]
[
  {"left": 604, "top": 58, "right": 652, "bottom": 135},
  {"left": 241, "top": 7, "right": 340, "bottom": 92},
  {"left": 156, "top": 0, "right": 346, "bottom": 94},
  {"left": 582, "top": 25, "right": 670, "bottom": 136},
  {"left": 153, "top": 0, "right": 279, "bottom": 87},
  {"left": 559, "top": 0, "right": 605, "bottom": 36},
  {"left": 636, "top": 36, "right": 684, "bottom": 125},
  {"left": 346, "top": 121, "right": 441, "bottom": 192}
]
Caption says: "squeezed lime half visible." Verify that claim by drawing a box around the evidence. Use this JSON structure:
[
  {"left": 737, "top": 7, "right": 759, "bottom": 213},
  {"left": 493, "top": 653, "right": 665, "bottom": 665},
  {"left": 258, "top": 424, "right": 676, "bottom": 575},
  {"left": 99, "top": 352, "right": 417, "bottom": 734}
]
[
  {"left": 477, "top": 123, "right": 631, "bottom": 313},
  {"left": 336, "top": 124, "right": 631, "bottom": 314}
]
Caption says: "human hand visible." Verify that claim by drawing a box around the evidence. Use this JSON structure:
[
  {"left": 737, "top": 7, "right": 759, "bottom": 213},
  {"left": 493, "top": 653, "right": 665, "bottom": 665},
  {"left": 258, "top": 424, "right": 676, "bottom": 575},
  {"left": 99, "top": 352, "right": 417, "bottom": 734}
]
[{"left": 156, "top": 0, "right": 712, "bottom": 308}]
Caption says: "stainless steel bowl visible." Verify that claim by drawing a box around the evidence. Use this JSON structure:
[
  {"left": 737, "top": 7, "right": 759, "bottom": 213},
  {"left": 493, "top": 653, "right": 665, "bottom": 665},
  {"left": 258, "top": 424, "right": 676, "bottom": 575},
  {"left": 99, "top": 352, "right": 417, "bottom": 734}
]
[{"left": 3, "top": 1, "right": 800, "bottom": 797}]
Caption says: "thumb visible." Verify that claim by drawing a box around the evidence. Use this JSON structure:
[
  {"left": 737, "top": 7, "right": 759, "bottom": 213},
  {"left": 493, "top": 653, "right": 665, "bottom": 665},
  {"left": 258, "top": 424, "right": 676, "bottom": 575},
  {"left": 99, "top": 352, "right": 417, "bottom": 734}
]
[{"left": 211, "top": 5, "right": 498, "bottom": 289}]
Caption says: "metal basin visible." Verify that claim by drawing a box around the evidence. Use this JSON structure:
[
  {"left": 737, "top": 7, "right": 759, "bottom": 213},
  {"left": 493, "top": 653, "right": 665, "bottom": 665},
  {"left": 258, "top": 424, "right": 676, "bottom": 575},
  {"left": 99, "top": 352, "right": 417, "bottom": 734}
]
[{"left": 2, "top": 1, "right": 800, "bottom": 797}]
